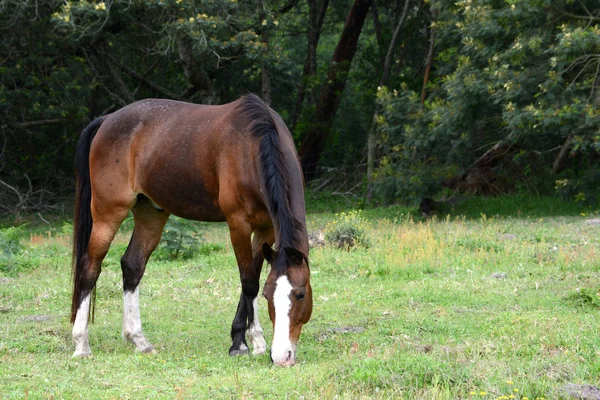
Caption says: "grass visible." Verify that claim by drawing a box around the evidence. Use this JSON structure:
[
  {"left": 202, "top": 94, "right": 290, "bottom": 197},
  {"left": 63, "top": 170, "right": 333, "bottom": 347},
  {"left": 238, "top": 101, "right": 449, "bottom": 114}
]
[{"left": 1, "top": 194, "right": 599, "bottom": 399}]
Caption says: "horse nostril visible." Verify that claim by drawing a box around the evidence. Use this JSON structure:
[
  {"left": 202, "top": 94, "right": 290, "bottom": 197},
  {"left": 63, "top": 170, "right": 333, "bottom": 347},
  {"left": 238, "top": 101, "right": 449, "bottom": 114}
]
[
  {"left": 285, "top": 350, "right": 292, "bottom": 362},
  {"left": 270, "top": 351, "right": 274, "bottom": 363}
]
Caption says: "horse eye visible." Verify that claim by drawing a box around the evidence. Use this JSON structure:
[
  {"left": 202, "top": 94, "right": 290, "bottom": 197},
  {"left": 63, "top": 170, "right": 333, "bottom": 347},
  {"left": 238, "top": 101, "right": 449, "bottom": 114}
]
[{"left": 296, "top": 292, "right": 305, "bottom": 301}]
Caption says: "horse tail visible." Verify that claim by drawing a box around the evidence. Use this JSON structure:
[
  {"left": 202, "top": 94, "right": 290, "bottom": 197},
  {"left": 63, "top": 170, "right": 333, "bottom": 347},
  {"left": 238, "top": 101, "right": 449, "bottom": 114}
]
[
  {"left": 237, "top": 94, "right": 298, "bottom": 262},
  {"left": 71, "top": 117, "right": 104, "bottom": 323}
]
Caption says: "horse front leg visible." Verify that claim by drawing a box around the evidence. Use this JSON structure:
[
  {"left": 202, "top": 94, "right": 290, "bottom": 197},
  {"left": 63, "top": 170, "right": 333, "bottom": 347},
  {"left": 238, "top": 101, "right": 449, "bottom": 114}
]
[
  {"left": 245, "top": 227, "right": 274, "bottom": 356},
  {"left": 227, "top": 219, "right": 270, "bottom": 356}
]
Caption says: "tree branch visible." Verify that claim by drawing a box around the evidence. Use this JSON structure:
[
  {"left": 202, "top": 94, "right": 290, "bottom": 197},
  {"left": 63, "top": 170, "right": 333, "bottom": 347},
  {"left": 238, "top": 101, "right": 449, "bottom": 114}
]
[
  {"left": 278, "top": 0, "right": 300, "bottom": 14},
  {"left": 1, "top": 119, "right": 64, "bottom": 129},
  {"left": 104, "top": 53, "right": 182, "bottom": 100}
]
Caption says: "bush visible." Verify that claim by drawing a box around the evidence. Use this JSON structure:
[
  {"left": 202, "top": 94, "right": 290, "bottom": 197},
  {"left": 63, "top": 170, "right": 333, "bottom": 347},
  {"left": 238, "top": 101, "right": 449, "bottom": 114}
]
[{"left": 324, "top": 210, "right": 370, "bottom": 250}]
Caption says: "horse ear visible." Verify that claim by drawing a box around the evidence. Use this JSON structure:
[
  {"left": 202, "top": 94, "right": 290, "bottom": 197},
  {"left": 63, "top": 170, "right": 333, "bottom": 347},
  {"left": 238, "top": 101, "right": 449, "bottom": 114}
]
[
  {"left": 262, "top": 243, "right": 275, "bottom": 262},
  {"left": 284, "top": 247, "right": 306, "bottom": 266}
]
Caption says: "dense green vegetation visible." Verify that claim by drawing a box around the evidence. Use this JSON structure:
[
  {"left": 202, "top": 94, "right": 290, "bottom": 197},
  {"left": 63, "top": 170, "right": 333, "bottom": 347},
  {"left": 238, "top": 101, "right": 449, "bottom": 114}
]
[
  {"left": 1, "top": 196, "right": 599, "bottom": 398},
  {"left": 1, "top": 0, "right": 599, "bottom": 212}
]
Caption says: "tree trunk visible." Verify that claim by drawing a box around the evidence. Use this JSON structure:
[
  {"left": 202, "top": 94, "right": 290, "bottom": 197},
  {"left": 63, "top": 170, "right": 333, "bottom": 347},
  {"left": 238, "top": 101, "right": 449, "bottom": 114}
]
[
  {"left": 371, "top": 2, "right": 385, "bottom": 65},
  {"left": 366, "top": 0, "right": 411, "bottom": 202},
  {"left": 259, "top": 4, "right": 271, "bottom": 104},
  {"left": 176, "top": 35, "right": 214, "bottom": 104},
  {"left": 420, "top": 19, "right": 436, "bottom": 106},
  {"left": 106, "top": 57, "right": 135, "bottom": 105},
  {"left": 299, "top": 0, "right": 373, "bottom": 181},
  {"left": 552, "top": 135, "right": 573, "bottom": 174},
  {"left": 290, "top": 0, "right": 330, "bottom": 132}
]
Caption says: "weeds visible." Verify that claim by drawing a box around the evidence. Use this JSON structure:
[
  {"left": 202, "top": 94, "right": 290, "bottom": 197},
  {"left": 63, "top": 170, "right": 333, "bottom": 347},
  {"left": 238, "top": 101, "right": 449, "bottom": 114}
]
[
  {"left": 155, "top": 217, "right": 204, "bottom": 260},
  {"left": 324, "top": 210, "right": 371, "bottom": 250},
  {"left": 564, "top": 287, "right": 600, "bottom": 309}
]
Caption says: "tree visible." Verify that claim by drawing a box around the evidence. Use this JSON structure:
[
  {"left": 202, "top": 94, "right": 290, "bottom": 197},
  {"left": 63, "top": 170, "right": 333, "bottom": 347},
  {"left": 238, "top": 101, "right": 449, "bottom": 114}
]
[
  {"left": 373, "top": 0, "right": 600, "bottom": 203},
  {"left": 299, "top": 0, "right": 373, "bottom": 181},
  {"left": 290, "top": 0, "right": 330, "bottom": 131}
]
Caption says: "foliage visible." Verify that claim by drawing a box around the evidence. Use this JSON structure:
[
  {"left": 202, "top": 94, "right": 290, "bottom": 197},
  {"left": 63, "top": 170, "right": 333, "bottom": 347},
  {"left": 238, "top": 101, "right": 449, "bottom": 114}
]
[
  {"left": 373, "top": 86, "right": 460, "bottom": 204},
  {"left": 324, "top": 210, "right": 370, "bottom": 249},
  {"left": 155, "top": 217, "right": 204, "bottom": 261},
  {"left": 374, "top": 0, "right": 600, "bottom": 203},
  {"left": 2, "top": 0, "right": 600, "bottom": 208}
]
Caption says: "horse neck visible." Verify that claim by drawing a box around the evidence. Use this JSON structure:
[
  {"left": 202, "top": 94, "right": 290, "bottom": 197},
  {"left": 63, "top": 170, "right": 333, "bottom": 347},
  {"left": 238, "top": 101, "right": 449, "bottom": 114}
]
[
  {"left": 273, "top": 193, "right": 308, "bottom": 255},
  {"left": 268, "top": 141, "right": 309, "bottom": 255}
]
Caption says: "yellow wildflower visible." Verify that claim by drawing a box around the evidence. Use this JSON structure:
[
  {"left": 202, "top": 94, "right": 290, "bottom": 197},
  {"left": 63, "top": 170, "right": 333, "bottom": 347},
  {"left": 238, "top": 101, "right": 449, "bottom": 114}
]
[{"left": 95, "top": 2, "right": 106, "bottom": 10}]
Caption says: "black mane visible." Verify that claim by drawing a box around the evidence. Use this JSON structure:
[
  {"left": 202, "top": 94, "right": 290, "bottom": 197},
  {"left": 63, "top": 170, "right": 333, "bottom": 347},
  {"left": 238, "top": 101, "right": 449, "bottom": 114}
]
[{"left": 237, "top": 94, "right": 302, "bottom": 270}]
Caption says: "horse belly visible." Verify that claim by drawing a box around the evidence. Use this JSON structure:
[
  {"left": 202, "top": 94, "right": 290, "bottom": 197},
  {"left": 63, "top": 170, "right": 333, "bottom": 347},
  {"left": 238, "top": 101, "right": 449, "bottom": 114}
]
[{"left": 141, "top": 168, "right": 226, "bottom": 222}]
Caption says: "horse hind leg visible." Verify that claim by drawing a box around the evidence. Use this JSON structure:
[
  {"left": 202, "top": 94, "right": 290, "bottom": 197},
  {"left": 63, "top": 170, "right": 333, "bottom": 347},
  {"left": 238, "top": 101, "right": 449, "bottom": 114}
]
[
  {"left": 72, "top": 206, "right": 130, "bottom": 357},
  {"left": 121, "top": 197, "right": 169, "bottom": 353}
]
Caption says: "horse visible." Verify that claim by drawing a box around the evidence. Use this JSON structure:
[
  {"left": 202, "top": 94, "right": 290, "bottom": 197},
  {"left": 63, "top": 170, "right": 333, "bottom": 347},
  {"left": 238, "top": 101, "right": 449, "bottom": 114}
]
[{"left": 70, "top": 94, "right": 312, "bottom": 367}]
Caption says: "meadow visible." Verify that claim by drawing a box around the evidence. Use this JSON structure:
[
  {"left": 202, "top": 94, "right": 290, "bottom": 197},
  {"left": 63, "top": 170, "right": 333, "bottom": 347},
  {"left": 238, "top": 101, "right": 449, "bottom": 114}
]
[{"left": 0, "top": 194, "right": 599, "bottom": 399}]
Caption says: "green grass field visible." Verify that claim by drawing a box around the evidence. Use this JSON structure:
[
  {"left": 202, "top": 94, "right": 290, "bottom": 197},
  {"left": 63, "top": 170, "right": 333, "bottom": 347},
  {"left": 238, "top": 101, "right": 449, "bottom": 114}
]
[{"left": 1, "top": 195, "right": 599, "bottom": 399}]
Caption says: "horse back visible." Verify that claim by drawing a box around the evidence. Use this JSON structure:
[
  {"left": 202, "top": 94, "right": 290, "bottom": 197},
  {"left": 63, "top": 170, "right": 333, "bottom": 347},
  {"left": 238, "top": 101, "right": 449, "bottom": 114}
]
[{"left": 89, "top": 99, "right": 267, "bottom": 222}]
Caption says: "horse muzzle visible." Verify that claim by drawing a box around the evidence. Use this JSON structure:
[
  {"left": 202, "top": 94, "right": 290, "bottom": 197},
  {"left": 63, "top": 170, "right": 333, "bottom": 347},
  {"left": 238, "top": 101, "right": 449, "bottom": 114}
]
[{"left": 270, "top": 345, "right": 296, "bottom": 367}]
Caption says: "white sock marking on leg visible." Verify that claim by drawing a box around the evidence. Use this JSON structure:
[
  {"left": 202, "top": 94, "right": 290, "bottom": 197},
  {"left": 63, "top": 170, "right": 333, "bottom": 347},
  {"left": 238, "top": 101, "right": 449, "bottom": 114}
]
[
  {"left": 247, "top": 297, "right": 267, "bottom": 355},
  {"left": 72, "top": 293, "right": 91, "bottom": 357},
  {"left": 271, "top": 276, "right": 294, "bottom": 365},
  {"left": 123, "top": 286, "right": 153, "bottom": 352}
]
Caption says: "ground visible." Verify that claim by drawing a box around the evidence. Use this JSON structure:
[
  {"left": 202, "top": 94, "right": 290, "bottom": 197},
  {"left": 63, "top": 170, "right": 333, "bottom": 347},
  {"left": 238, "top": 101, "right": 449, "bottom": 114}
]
[{"left": 0, "top": 195, "right": 599, "bottom": 399}]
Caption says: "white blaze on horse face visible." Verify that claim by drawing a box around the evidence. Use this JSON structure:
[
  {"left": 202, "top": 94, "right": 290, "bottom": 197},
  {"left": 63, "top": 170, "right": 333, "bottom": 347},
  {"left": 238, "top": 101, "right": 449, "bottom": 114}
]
[
  {"left": 72, "top": 293, "right": 92, "bottom": 357},
  {"left": 247, "top": 297, "right": 267, "bottom": 355},
  {"left": 271, "top": 275, "right": 295, "bottom": 366},
  {"left": 123, "top": 286, "right": 154, "bottom": 353}
]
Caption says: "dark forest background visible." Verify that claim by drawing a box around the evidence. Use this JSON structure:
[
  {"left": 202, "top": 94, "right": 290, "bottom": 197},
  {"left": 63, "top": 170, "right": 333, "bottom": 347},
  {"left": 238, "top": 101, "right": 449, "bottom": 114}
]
[{"left": 1, "top": 0, "right": 599, "bottom": 214}]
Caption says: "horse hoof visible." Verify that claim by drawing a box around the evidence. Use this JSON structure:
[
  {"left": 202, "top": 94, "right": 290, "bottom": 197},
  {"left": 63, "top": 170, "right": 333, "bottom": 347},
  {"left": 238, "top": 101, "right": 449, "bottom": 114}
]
[
  {"left": 252, "top": 347, "right": 266, "bottom": 356},
  {"left": 72, "top": 350, "right": 92, "bottom": 358},
  {"left": 140, "top": 346, "right": 157, "bottom": 355},
  {"left": 229, "top": 343, "right": 249, "bottom": 356}
]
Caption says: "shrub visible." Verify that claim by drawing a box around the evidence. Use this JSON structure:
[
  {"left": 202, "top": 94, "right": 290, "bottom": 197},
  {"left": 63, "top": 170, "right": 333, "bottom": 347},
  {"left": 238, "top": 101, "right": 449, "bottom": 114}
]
[{"left": 324, "top": 210, "right": 370, "bottom": 250}]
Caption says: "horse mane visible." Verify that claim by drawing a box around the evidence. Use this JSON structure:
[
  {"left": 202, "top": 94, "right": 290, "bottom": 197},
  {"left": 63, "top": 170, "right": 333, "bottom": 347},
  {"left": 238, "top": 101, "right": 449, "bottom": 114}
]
[{"left": 237, "top": 94, "right": 301, "bottom": 270}]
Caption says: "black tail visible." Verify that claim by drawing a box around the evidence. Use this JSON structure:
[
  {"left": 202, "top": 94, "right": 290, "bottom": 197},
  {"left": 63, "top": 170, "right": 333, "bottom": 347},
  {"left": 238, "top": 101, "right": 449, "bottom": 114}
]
[
  {"left": 237, "top": 95, "right": 300, "bottom": 270},
  {"left": 71, "top": 117, "right": 104, "bottom": 323}
]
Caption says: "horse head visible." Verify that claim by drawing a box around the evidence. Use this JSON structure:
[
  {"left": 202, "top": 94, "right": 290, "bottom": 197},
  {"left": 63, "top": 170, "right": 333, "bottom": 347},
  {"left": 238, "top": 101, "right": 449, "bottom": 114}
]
[{"left": 262, "top": 244, "right": 312, "bottom": 367}]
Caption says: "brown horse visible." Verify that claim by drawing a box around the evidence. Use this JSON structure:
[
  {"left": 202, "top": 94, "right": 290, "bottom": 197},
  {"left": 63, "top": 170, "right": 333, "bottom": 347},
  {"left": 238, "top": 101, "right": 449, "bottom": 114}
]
[{"left": 70, "top": 94, "right": 312, "bottom": 366}]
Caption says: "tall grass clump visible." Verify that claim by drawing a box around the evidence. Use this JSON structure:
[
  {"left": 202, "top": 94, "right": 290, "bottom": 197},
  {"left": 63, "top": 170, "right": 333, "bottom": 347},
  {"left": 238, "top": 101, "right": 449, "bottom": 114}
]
[
  {"left": 0, "top": 226, "right": 23, "bottom": 275},
  {"left": 324, "top": 210, "right": 371, "bottom": 250}
]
